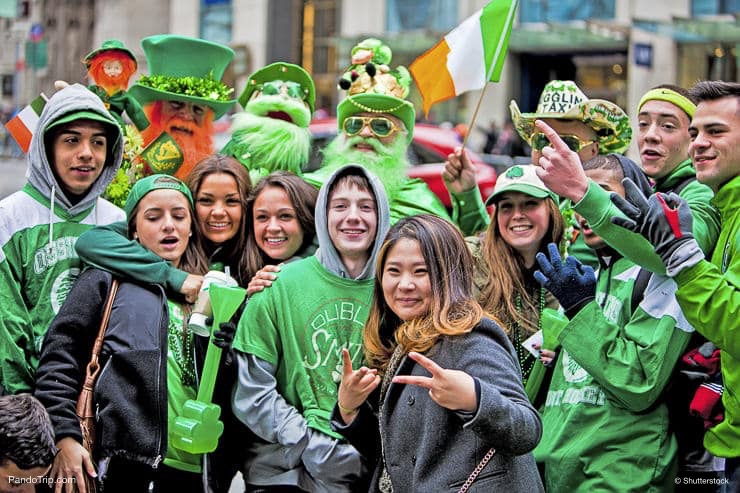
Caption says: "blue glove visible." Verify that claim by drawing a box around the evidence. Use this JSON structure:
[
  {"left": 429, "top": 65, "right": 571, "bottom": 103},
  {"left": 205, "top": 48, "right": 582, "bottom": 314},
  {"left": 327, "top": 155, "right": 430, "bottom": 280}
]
[
  {"left": 534, "top": 243, "right": 596, "bottom": 317},
  {"left": 610, "top": 178, "right": 704, "bottom": 276}
]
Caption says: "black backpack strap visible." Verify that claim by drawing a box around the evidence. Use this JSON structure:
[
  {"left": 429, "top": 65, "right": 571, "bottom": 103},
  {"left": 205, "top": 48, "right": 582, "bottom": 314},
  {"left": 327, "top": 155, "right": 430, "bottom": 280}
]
[
  {"left": 630, "top": 267, "right": 652, "bottom": 314},
  {"left": 667, "top": 175, "right": 696, "bottom": 196}
]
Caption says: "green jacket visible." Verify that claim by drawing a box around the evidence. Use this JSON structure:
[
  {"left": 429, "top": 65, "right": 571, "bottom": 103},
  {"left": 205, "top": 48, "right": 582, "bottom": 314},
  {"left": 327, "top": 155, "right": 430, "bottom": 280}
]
[
  {"left": 674, "top": 174, "right": 740, "bottom": 459},
  {"left": 574, "top": 159, "right": 720, "bottom": 274},
  {"left": 535, "top": 256, "right": 694, "bottom": 491}
]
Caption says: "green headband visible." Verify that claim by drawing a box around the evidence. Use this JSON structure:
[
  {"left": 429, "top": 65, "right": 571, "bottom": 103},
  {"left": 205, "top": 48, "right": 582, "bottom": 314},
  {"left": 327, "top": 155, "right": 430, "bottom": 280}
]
[{"left": 638, "top": 88, "right": 696, "bottom": 118}]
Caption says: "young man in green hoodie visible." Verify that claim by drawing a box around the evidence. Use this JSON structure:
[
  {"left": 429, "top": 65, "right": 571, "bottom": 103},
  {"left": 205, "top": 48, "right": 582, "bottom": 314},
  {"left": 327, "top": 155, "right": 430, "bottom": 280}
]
[
  {"left": 0, "top": 84, "right": 124, "bottom": 395},
  {"left": 611, "top": 80, "right": 740, "bottom": 493},
  {"left": 232, "top": 164, "right": 390, "bottom": 491}
]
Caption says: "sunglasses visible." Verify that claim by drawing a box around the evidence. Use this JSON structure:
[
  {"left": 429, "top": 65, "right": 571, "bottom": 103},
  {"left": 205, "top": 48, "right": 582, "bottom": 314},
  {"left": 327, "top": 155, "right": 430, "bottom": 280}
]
[
  {"left": 257, "top": 80, "right": 307, "bottom": 101},
  {"left": 530, "top": 132, "right": 595, "bottom": 152},
  {"left": 343, "top": 116, "right": 401, "bottom": 138}
]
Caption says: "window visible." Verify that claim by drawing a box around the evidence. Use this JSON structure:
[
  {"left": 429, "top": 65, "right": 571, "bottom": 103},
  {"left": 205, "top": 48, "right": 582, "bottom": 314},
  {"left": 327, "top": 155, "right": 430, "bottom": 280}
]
[
  {"left": 200, "top": 0, "right": 232, "bottom": 45},
  {"left": 692, "top": 0, "right": 740, "bottom": 15},
  {"left": 386, "top": 0, "right": 457, "bottom": 33},
  {"left": 519, "top": 0, "right": 615, "bottom": 23}
]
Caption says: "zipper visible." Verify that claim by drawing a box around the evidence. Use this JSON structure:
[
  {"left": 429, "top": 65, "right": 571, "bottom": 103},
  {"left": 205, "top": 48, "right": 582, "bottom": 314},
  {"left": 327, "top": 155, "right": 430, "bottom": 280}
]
[{"left": 153, "top": 288, "right": 168, "bottom": 468}]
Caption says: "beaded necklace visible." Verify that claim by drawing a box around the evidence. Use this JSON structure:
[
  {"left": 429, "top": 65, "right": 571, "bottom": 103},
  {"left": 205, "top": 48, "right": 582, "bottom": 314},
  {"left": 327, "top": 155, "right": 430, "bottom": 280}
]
[
  {"left": 514, "top": 287, "right": 545, "bottom": 386},
  {"left": 167, "top": 302, "right": 196, "bottom": 388}
]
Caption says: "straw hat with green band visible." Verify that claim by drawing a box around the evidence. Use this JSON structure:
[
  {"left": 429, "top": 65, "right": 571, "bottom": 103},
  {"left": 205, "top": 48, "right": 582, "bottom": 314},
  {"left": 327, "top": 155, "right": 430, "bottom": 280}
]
[
  {"left": 84, "top": 39, "right": 136, "bottom": 68},
  {"left": 239, "top": 62, "right": 315, "bottom": 113},
  {"left": 128, "top": 34, "right": 236, "bottom": 119},
  {"left": 509, "top": 80, "right": 632, "bottom": 155}
]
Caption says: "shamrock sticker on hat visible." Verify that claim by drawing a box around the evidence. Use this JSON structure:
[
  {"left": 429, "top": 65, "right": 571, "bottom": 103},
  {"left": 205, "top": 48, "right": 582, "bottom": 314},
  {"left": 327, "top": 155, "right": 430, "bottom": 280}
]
[{"left": 506, "top": 166, "right": 524, "bottom": 179}]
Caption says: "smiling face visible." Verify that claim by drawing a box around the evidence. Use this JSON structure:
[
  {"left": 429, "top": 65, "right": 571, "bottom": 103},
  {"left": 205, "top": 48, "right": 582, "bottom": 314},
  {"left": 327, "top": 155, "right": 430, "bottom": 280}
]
[
  {"left": 637, "top": 100, "right": 691, "bottom": 179},
  {"left": 132, "top": 189, "right": 192, "bottom": 267},
  {"left": 496, "top": 191, "right": 550, "bottom": 267},
  {"left": 381, "top": 238, "right": 432, "bottom": 322},
  {"left": 580, "top": 167, "right": 625, "bottom": 250},
  {"left": 327, "top": 180, "right": 378, "bottom": 271},
  {"left": 689, "top": 96, "right": 740, "bottom": 191},
  {"left": 195, "top": 172, "right": 242, "bottom": 245},
  {"left": 253, "top": 185, "right": 305, "bottom": 261},
  {"left": 50, "top": 119, "right": 108, "bottom": 197}
]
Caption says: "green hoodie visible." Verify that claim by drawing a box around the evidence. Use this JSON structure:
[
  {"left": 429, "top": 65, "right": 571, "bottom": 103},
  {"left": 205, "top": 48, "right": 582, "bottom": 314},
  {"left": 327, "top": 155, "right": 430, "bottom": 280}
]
[
  {"left": 673, "top": 174, "right": 740, "bottom": 459},
  {"left": 0, "top": 84, "right": 124, "bottom": 394}
]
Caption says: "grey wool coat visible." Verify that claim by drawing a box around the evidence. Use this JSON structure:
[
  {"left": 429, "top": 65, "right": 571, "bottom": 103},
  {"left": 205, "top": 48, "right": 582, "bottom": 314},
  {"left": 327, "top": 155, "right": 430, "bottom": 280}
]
[{"left": 332, "top": 317, "right": 544, "bottom": 492}]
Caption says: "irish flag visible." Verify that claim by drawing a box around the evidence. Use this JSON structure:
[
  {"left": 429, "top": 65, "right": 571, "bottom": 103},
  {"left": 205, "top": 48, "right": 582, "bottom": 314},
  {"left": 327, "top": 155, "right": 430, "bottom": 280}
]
[
  {"left": 410, "top": 0, "right": 518, "bottom": 116},
  {"left": 4, "top": 94, "right": 47, "bottom": 153}
]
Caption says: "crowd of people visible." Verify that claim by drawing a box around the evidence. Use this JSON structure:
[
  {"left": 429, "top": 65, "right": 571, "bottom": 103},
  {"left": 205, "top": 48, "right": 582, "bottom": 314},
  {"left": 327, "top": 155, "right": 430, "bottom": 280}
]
[{"left": 0, "top": 31, "right": 737, "bottom": 493}]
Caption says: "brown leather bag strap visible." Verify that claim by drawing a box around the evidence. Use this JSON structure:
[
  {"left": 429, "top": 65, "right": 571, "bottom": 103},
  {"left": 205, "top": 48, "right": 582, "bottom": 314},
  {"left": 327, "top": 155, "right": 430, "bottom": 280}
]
[{"left": 84, "top": 279, "right": 119, "bottom": 381}]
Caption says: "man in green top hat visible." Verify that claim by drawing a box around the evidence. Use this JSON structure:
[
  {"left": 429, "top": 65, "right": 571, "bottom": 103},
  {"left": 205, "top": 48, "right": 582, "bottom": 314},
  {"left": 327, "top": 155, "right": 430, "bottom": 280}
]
[
  {"left": 84, "top": 39, "right": 149, "bottom": 131},
  {"left": 128, "top": 34, "right": 236, "bottom": 180},
  {"left": 304, "top": 39, "right": 489, "bottom": 236},
  {"left": 221, "top": 61, "right": 315, "bottom": 182}
]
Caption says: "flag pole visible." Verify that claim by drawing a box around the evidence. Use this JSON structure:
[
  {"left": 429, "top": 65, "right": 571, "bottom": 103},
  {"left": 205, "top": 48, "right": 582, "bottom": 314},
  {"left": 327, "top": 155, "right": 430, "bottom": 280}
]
[{"left": 461, "top": 82, "right": 489, "bottom": 151}]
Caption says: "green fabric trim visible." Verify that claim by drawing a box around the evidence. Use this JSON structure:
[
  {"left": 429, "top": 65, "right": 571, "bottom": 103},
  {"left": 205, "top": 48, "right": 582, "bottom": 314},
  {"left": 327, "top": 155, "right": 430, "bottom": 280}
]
[{"left": 137, "top": 74, "right": 234, "bottom": 102}]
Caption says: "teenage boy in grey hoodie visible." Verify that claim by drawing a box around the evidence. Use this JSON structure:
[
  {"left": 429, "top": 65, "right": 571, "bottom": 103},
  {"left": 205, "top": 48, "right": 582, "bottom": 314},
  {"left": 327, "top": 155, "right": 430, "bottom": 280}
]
[
  {"left": 231, "top": 164, "right": 390, "bottom": 492},
  {"left": 0, "top": 84, "right": 123, "bottom": 395}
]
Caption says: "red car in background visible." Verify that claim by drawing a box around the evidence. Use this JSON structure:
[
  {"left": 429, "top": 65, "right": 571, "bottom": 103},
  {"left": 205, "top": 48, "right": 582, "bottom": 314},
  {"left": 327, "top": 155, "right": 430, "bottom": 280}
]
[{"left": 307, "top": 118, "right": 497, "bottom": 208}]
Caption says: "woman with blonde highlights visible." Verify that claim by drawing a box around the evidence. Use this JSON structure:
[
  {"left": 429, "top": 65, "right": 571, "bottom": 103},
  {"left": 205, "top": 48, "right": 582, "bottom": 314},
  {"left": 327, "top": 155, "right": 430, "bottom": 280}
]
[{"left": 332, "top": 214, "right": 543, "bottom": 492}]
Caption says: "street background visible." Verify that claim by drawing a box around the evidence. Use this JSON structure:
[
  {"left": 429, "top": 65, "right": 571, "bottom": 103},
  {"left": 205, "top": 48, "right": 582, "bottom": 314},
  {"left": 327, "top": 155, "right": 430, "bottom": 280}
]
[{"left": 0, "top": 156, "right": 27, "bottom": 200}]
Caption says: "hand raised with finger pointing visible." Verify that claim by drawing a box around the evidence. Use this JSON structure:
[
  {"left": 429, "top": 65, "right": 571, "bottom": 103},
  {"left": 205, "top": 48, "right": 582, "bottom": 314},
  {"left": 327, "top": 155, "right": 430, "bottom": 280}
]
[
  {"left": 532, "top": 119, "right": 590, "bottom": 203},
  {"left": 392, "top": 351, "right": 477, "bottom": 413}
]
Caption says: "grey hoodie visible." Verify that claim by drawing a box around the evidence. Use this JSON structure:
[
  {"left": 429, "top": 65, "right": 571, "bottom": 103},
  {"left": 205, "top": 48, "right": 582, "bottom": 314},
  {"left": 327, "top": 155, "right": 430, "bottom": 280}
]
[
  {"left": 314, "top": 164, "right": 391, "bottom": 280},
  {"left": 28, "top": 83, "right": 123, "bottom": 216}
]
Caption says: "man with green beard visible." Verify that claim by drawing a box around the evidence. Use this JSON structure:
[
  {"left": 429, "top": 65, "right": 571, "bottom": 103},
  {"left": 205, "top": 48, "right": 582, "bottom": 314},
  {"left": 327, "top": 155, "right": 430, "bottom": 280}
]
[
  {"left": 221, "top": 62, "right": 315, "bottom": 183},
  {"left": 304, "top": 41, "right": 489, "bottom": 236}
]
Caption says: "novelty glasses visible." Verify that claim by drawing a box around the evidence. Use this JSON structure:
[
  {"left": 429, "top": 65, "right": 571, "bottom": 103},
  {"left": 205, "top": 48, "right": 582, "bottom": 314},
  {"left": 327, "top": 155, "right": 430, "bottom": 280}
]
[
  {"left": 343, "top": 116, "right": 401, "bottom": 138},
  {"left": 530, "top": 132, "right": 595, "bottom": 152}
]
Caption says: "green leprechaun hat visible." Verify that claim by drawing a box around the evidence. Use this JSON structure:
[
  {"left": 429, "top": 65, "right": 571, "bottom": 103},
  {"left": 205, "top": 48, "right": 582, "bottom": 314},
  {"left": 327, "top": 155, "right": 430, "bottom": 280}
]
[
  {"left": 336, "top": 39, "right": 415, "bottom": 143},
  {"left": 84, "top": 39, "right": 137, "bottom": 68},
  {"left": 509, "top": 80, "right": 632, "bottom": 155},
  {"left": 128, "top": 34, "right": 236, "bottom": 119},
  {"left": 239, "top": 62, "right": 316, "bottom": 114}
]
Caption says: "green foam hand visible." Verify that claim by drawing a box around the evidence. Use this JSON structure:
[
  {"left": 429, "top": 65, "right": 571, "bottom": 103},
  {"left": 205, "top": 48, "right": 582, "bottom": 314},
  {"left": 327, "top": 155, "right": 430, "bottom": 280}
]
[{"left": 172, "top": 284, "right": 247, "bottom": 454}]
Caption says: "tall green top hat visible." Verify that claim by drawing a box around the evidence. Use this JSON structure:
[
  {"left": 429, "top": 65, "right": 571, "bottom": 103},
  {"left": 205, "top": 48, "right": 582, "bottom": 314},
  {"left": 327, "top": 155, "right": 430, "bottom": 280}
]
[
  {"left": 128, "top": 34, "right": 236, "bottom": 119},
  {"left": 239, "top": 62, "right": 316, "bottom": 113},
  {"left": 336, "top": 39, "right": 415, "bottom": 143},
  {"left": 84, "top": 39, "right": 137, "bottom": 68}
]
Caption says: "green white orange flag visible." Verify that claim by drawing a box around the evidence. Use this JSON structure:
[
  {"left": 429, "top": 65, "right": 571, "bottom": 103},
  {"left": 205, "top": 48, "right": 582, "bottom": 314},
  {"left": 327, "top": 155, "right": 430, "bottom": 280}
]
[
  {"left": 410, "top": 0, "right": 519, "bottom": 116},
  {"left": 4, "top": 94, "right": 47, "bottom": 153}
]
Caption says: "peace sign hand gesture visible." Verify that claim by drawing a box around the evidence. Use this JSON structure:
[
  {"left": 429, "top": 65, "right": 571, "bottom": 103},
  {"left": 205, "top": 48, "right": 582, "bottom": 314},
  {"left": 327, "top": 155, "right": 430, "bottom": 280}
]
[
  {"left": 337, "top": 348, "right": 380, "bottom": 423},
  {"left": 392, "top": 352, "right": 478, "bottom": 413}
]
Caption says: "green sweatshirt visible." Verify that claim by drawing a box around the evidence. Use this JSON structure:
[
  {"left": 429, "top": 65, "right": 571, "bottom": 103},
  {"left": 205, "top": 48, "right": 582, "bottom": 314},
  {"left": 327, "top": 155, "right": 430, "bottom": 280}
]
[
  {"left": 674, "top": 174, "right": 740, "bottom": 459},
  {"left": 534, "top": 257, "right": 694, "bottom": 492},
  {"left": 0, "top": 84, "right": 124, "bottom": 395},
  {"left": 574, "top": 159, "right": 720, "bottom": 274}
]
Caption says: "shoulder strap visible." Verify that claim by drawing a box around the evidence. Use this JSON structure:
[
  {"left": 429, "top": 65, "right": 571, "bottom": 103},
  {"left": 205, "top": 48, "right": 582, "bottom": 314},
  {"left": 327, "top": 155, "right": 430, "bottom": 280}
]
[
  {"left": 630, "top": 268, "right": 651, "bottom": 314},
  {"left": 668, "top": 175, "right": 696, "bottom": 196},
  {"left": 87, "top": 279, "right": 119, "bottom": 379}
]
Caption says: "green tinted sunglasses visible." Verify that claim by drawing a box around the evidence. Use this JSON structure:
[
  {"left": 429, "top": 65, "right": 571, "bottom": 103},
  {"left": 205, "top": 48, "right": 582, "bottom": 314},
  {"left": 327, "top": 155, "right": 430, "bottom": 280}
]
[
  {"left": 257, "top": 80, "right": 307, "bottom": 101},
  {"left": 343, "top": 116, "right": 400, "bottom": 138},
  {"left": 530, "top": 132, "right": 595, "bottom": 152}
]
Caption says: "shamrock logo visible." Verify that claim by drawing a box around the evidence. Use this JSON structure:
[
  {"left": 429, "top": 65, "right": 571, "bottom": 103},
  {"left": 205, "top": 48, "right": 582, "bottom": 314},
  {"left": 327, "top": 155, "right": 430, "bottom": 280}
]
[{"left": 506, "top": 166, "right": 524, "bottom": 179}]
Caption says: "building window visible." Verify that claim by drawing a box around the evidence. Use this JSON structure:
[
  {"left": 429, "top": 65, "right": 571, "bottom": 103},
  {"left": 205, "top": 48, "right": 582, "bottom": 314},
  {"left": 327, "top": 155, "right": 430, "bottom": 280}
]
[
  {"left": 520, "top": 0, "right": 615, "bottom": 23},
  {"left": 386, "top": 0, "right": 457, "bottom": 33},
  {"left": 200, "top": 0, "right": 232, "bottom": 45},
  {"left": 692, "top": 0, "right": 740, "bottom": 15}
]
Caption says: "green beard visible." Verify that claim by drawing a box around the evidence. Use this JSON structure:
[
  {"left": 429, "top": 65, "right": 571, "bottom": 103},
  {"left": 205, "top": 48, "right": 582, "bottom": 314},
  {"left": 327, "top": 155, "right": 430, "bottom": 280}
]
[
  {"left": 221, "top": 110, "right": 312, "bottom": 175},
  {"left": 321, "top": 134, "right": 409, "bottom": 200}
]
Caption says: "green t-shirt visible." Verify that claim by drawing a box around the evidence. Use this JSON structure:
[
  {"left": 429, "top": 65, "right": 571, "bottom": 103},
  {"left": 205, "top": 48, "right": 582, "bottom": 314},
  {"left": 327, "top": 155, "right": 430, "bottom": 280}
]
[
  {"left": 163, "top": 300, "right": 201, "bottom": 473},
  {"left": 233, "top": 256, "right": 374, "bottom": 439}
]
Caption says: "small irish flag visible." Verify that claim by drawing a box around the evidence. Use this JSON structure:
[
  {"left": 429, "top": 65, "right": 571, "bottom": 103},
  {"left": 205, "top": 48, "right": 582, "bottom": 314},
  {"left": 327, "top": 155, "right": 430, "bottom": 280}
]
[
  {"left": 410, "top": 0, "right": 519, "bottom": 116},
  {"left": 4, "top": 94, "right": 47, "bottom": 153}
]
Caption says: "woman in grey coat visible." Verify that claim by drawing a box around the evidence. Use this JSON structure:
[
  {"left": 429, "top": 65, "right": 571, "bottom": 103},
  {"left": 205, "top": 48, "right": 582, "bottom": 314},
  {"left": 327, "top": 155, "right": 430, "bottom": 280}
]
[{"left": 331, "top": 214, "right": 544, "bottom": 492}]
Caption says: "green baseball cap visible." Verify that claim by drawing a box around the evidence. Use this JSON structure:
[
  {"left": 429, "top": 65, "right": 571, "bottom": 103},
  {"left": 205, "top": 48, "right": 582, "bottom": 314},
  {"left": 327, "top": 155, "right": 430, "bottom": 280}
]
[
  {"left": 124, "top": 174, "right": 193, "bottom": 218},
  {"left": 46, "top": 110, "right": 120, "bottom": 146},
  {"left": 84, "top": 39, "right": 136, "bottom": 68}
]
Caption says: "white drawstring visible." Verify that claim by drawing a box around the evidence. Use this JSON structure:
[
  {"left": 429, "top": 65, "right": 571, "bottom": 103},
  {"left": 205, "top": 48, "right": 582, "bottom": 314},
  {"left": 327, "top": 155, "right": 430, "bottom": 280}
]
[{"left": 48, "top": 184, "right": 56, "bottom": 249}]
